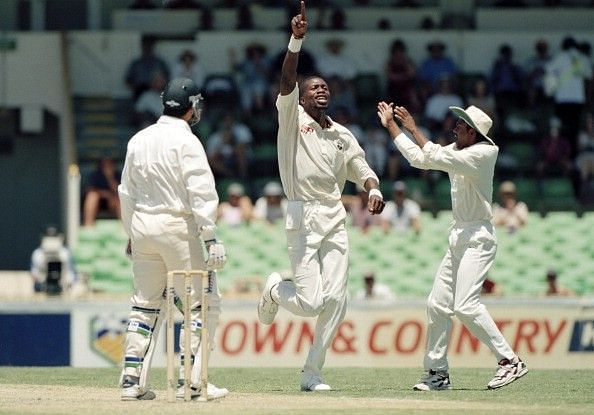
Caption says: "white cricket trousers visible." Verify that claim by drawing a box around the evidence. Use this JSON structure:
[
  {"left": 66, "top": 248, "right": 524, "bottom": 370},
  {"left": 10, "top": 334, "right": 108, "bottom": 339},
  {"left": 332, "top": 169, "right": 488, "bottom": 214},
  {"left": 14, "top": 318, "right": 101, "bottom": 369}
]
[
  {"left": 122, "top": 211, "right": 221, "bottom": 386},
  {"left": 424, "top": 221, "right": 515, "bottom": 371},
  {"left": 272, "top": 200, "right": 349, "bottom": 377}
]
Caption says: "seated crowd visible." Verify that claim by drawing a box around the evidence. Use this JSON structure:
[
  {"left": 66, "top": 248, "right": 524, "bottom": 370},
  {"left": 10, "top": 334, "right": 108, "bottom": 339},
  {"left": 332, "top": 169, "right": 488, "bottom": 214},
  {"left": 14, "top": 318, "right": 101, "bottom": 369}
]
[{"left": 125, "top": 34, "right": 592, "bottom": 191}]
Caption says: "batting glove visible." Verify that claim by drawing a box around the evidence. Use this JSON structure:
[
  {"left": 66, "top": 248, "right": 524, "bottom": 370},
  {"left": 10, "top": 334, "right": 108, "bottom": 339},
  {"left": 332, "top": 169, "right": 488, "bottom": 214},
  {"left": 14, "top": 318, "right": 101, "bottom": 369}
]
[{"left": 200, "top": 226, "right": 227, "bottom": 270}]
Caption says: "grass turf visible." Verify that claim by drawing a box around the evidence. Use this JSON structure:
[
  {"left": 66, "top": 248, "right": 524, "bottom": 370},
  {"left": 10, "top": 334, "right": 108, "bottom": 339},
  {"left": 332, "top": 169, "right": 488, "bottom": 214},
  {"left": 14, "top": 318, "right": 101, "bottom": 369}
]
[{"left": 0, "top": 367, "right": 592, "bottom": 415}]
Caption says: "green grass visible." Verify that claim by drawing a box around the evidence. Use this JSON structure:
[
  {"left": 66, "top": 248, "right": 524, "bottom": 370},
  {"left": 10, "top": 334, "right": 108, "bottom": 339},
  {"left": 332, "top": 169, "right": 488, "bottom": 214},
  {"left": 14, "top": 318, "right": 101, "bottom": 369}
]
[{"left": 0, "top": 367, "right": 592, "bottom": 415}]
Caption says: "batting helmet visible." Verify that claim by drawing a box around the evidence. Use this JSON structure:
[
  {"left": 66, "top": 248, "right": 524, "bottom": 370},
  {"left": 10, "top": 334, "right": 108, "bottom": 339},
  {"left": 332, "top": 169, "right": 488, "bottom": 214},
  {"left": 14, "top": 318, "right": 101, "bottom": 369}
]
[{"left": 161, "top": 77, "right": 203, "bottom": 124}]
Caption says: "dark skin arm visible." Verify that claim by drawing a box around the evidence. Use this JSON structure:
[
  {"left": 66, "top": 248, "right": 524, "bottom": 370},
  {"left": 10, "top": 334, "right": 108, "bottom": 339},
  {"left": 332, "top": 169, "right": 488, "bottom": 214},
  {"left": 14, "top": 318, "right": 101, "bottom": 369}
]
[
  {"left": 280, "top": 1, "right": 307, "bottom": 96},
  {"left": 364, "top": 178, "right": 385, "bottom": 214},
  {"left": 280, "top": 2, "right": 383, "bottom": 214}
]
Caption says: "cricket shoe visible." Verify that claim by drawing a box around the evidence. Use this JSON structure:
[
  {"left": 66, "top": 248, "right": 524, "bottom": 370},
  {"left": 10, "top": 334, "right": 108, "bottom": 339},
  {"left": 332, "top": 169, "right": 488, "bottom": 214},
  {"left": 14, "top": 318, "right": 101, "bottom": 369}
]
[
  {"left": 121, "top": 375, "right": 156, "bottom": 401},
  {"left": 413, "top": 370, "right": 452, "bottom": 391},
  {"left": 300, "top": 371, "right": 332, "bottom": 392},
  {"left": 487, "top": 356, "right": 528, "bottom": 389},
  {"left": 176, "top": 381, "right": 229, "bottom": 400},
  {"left": 257, "top": 272, "right": 282, "bottom": 325}
]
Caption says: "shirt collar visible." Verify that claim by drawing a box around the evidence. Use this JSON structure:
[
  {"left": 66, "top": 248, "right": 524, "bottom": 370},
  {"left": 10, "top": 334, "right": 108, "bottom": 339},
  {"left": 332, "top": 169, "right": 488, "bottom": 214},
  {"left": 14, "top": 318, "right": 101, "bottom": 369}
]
[
  {"left": 299, "top": 105, "right": 334, "bottom": 131},
  {"left": 157, "top": 115, "right": 192, "bottom": 133}
]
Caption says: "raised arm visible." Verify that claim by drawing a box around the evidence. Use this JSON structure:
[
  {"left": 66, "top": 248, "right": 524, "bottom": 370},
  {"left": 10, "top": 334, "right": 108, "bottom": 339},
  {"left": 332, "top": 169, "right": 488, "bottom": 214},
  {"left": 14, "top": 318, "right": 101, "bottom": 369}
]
[{"left": 280, "top": 1, "right": 308, "bottom": 96}]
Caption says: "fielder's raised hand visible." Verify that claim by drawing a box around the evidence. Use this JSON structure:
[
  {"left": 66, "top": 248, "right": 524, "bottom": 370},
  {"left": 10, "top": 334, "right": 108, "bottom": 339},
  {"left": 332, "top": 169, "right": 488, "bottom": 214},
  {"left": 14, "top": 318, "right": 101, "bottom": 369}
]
[
  {"left": 393, "top": 105, "right": 417, "bottom": 133},
  {"left": 291, "top": 1, "right": 308, "bottom": 39},
  {"left": 377, "top": 101, "right": 403, "bottom": 138}
]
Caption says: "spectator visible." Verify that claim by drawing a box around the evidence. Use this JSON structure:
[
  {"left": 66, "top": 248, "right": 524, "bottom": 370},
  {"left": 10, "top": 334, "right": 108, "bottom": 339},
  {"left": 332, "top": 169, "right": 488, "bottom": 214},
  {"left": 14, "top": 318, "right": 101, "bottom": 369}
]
[
  {"left": 481, "top": 277, "right": 503, "bottom": 297},
  {"left": 385, "top": 38, "right": 420, "bottom": 114},
  {"left": 230, "top": 43, "right": 272, "bottom": 114},
  {"left": 466, "top": 76, "right": 497, "bottom": 127},
  {"left": 419, "top": 16, "right": 436, "bottom": 30},
  {"left": 30, "top": 225, "right": 78, "bottom": 295},
  {"left": 236, "top": 3, "right": 254, "bottom": 30},
  {"left": 163, "top": 0, "right": 202, "bottom": 8},
  {"left": 576, "top": 112, "right": 594, "bottom": 184},
  {"left": 206, "top": 111, "right": 253, "bottom": 179},
  {"left": 253, "top": 181, "right": 287, "bottom": 225},
  {"left": 342, "top": 185, "right": 383, "bottom": 233},
  {"left": 394, "top": 0, "right": 420, "bottom": 6},
  {"left": 492, "top": 181, "right": 528, "bottom": 234},
  {"left": 354, "top": 272, "right": 395, "bottom": 301},
  {"left": 134, "top": 71, "right": 167, "bottom": 128},
  {"left": 362, "top": 121, "right": 391, "bottom": 179},
  {"left": 544, "top": 269, "right": 575, "bottom": 297},
  {"left": 83, "top": 158, "right": 121, "bottom": 227},
  {"left": 172, "top": 50, "right": 206, "bottom": 91},
  {"left": 326, "top": 77, "right": 358, "bottom": 120},
  {"left": 333, "top": 107, "right": 388, "bottom": 178},
  {"left": 128, "top": 0, "right": 156, "bottom": 9},
  {"left": 524, "top": 39, "right": 551, "bottom": 106},
  {"left": 387, "top": 117, "right": 432, "bottom": 181},
  {"left": 490, "top": 44, "right": 524, "bottom": 122},
  {"left": 424, "top": 76, "right": 464, "bottom": 134},
  {"left": 377, "top": 18, "right": 391, "bottom": 31},
  {"left": 536, "top": 117, "right": 573, "bottom": 180},
  {"left": 578, "top": 41, "right": 592, "bottom": 105},
  {"left": 217, "top": 182, "right": 253, "bottom": 226},
  {"left": 316, "top": 38, "right": 358, "bottom": 82},
  {"left": 328, "top": 7, "right": 347, "bottom": 30},
  {"left": 418, "top": 40, "right": 457, "bottom": 98},
  {"left": 200, "top": 6, "right": 214, "bottom": 30},
  {"left": 270, "top": 46, "right": 317, "bottom": 78},
  {"left": 380, "top": 181, "right": 421, "bottom": 235},
  {"left": 545, "top": 36, "right": 593, "bottom": 159},
  {"left": 125, "top": 37, "right": 170, "bottom": 101}
]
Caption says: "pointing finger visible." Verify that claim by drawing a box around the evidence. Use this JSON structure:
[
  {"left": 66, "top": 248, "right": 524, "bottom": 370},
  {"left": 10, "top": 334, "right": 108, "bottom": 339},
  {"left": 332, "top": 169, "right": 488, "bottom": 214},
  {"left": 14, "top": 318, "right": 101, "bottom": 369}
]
[{"left": 301, "top": 1, "right": 306, "bottom": 21}]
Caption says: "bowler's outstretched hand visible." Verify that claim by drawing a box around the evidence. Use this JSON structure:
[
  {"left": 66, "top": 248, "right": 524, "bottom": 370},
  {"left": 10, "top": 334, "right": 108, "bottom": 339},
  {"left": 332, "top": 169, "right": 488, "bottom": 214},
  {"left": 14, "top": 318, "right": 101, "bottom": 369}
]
[{"left": 291, "top": 1, "right": 308, "bottom": 38}]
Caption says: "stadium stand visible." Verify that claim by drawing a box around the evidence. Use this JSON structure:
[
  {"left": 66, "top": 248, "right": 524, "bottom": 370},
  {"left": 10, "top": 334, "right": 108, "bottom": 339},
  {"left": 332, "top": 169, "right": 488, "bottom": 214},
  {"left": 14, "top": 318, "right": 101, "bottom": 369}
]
[{"left": 75, "top": 212, "right": 594, "bottom": 299}]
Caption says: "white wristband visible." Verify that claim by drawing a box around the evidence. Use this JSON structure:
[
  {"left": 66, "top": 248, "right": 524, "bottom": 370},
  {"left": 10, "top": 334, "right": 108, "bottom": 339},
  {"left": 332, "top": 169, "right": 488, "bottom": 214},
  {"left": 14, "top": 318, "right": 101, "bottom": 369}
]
[
  {"left": 368, "top": 188, "right": 383, "bottom": 200},
  {"left": 288, "top": 36, "right": 303, "bottom": 53}
]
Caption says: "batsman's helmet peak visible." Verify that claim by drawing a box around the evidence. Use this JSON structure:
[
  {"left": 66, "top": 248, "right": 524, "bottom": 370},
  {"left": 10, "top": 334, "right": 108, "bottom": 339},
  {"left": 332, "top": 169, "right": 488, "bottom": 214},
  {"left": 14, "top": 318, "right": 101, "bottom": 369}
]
[{"left": 162, "top": 78, "right": 201, "bottom": 112}]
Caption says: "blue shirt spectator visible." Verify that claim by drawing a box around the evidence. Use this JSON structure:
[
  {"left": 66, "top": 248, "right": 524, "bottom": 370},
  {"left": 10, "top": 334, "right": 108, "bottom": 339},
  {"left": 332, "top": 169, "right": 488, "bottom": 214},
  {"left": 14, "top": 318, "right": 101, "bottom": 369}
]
[{"left": 418, "top": 41, "right": 457, "bottom": 88}]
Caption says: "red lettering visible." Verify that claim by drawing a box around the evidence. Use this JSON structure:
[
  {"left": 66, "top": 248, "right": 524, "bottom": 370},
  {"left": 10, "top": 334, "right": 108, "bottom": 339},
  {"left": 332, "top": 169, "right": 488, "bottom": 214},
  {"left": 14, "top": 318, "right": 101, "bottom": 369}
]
[
  {"left": 513, "top": 320, "right": 539, "bottom": 352},
  {"left": 295, "top": 322, "right": 314, "bottom": 353},
  {"left": 221, "top": 321, "right": 247, "bottom": 355},
  {"left": 395, "top": 321, "right": 423, "bottom": 354},
  {"left": 369, "top": 321, "right": 391, "bottom": 354},
  {"left": 254, "top": 322, "right": 294, "bottom": 353},
  {"left": 455, "top": 325, "right": 481, "bottom": 354},
  {"left": 494, "top": 320, "right": 512, "bottom": 334},
  {"left": 544, "top": 320, "right": 567, "bottom": 353},
  {"left": 332, "top": 321, "right": 356, "bottom": 353}
]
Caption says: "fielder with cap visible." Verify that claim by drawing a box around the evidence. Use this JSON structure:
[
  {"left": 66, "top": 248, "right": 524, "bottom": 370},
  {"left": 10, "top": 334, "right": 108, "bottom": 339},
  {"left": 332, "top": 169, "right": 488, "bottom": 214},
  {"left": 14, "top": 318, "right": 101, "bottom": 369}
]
[
  {"left": 258, "top": 1, "right": 385, "bottom": 392},
  {"left": 377, "top": 102, "right": 528, "bottom": 390},
  {"left": 118, "top": 77, "right": 228, "bottom": 400}
]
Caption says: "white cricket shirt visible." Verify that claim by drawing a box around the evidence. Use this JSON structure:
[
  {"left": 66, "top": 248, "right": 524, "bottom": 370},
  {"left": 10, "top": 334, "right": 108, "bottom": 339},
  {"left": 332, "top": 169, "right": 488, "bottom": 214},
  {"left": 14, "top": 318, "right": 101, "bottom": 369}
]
[
  {"left": 276, "top": 85, "right": 378, "bottom": 201},
  {"left": 119, "top": 115, "right": 218, "bottom": 236},
  {"left": 393, "top": 133, "right": 498, "bottom": 223}
]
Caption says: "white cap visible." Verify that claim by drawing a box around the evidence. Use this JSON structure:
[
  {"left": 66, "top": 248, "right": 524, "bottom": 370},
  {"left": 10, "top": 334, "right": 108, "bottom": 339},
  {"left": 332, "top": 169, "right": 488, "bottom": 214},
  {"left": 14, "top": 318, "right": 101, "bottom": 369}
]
[
  {"left": 449, "top": 105, "right": 495, "bottom": 145},
  {"left": 263, "top": 181, "right": 283, "bottom": 197}
]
